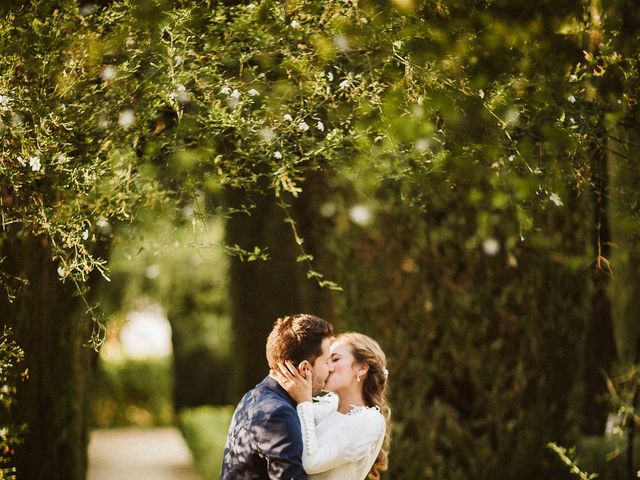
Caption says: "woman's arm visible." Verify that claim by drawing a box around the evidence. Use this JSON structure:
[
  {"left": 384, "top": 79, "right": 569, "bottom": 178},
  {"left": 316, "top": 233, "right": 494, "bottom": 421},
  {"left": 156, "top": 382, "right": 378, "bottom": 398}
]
[{"left": 296, "top": 405, "right": 385, "bottom": 475}]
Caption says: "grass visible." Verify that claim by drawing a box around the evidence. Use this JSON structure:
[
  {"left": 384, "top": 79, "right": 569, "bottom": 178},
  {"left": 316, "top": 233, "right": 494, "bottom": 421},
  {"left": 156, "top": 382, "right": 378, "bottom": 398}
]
[{"left": 178, "top": 405, "right": 235, "bottom": 480}]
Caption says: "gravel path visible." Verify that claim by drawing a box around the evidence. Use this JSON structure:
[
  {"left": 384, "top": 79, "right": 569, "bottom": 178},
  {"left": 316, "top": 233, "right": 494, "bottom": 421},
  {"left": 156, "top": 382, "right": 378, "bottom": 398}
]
[{"left": 88, "top": 427, "right": 200, "bottom": 480}]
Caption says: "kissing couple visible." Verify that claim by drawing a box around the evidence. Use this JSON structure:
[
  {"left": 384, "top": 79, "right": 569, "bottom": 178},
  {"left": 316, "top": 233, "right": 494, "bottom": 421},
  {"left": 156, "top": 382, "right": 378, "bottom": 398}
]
[{"left": 221, "top": 313, "right": 391, "bottom": 480}]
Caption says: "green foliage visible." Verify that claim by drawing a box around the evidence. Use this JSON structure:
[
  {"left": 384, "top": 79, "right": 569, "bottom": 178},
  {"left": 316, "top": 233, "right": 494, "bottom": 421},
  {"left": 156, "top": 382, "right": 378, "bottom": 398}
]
[
  {"left": 0, "top": 329, "right": 26, "bottom": 480},
  {"left": 575, "top": 435, "right": 640, "bottom": 479},
  {"left": 548, "top": 442, "right": 599, "bottom": 480},
  {"left": 178, "top": 405, "right": 234, "bottom": 480},
  {"left": 91, "top": 358, "right": 174, "bottom": 428}
]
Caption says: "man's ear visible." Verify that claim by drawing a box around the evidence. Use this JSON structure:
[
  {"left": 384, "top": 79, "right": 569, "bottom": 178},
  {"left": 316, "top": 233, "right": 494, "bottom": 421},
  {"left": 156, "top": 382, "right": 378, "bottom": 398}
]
[{"left": 298, "top": 360, "right": 311, "bottom": 375}]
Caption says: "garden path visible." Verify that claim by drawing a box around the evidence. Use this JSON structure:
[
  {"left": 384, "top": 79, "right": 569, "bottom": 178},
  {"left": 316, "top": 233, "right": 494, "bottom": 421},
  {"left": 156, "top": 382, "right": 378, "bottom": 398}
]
[{"left": 88, "top": 427, "right": 200, "bottom": 480}]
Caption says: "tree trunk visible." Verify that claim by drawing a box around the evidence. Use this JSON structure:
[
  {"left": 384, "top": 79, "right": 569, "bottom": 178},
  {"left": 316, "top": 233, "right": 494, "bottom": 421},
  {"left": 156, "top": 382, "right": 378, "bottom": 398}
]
[
  {"left": 0, "top": 234, "right": 93, "bottom": 480},
  {"left": 225, "top": 179, "right": 335, "bottom": 401}
]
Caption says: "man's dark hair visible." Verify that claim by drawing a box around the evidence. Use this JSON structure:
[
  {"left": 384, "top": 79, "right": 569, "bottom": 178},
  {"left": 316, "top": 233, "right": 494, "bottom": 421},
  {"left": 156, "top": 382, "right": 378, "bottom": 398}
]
[{"left": 266, "top": 314, "right": 333, "bottom": 369}]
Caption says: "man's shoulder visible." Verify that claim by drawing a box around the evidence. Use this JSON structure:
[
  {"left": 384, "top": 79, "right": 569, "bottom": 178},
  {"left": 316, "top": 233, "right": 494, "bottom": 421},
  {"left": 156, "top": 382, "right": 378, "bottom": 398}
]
[{"left": 236, "top": 378, "right": 295, "bottom": 418}]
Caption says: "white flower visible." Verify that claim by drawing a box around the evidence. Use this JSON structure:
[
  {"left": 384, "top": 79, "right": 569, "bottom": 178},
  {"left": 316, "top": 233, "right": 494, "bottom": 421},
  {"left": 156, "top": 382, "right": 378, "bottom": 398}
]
[
  {"left": 339, "top": 80, "right": 350, "bottom": 89},
  {"left": 118, "top": 109, "right": 136, "bottom": 129},
  {"left": 478, "top": 89, "right": 485, "bottom": 99},
  {"left": 248, "top": 88, "right": 260, "bottom": 97},
  {"left": 170, "top": 84, "right": 190, "bottom": 103},
  {"left": 334, "top": 34, "right": 350, "bottom": 52},
  {"left": 508, "top": 154, "right": 515, "bottom": 162},
  {"left": 549, "top": 193, "right": 563, "bottom": 207},
  {"left": 174, "top": 55, "right": 183, "bottom": 67},
  {"left": 259, "top": 127, "right": 275, "bottom": 141},
  {"left": 97, "top": 217, "right": 110, "bottom": 228},
  {"left": 220, "top": 86, "right": 232, "bottom": 95},
  {"left": 298, "top": 121, "right": 309, "bottom": 132},
  {"left": 320, "top": 202, "right": 336, "bottom": 218},
  {"left": 230, "top": 89, "right": 241, "bottom": 99},
  {"left": 247, "top": 3, "right": 257, "bottom": 8},
  {"left": 17, "top": 155, "right": 26, "bottom": 166},
  {"left": 101, "top": 65, "right": 116, "bottom": 82},
  {"left": 29, "top": 155, "right": 41, "bottom": 172},
  {"left": 482, "top": 238, "right": 500, "bottom": 256},
  {"left": 415, "top": 138, "right": 430, "bottom": 153},
  {"left": 290, "top": 20, "right": 300, "bottom": 28},
  {"left": 570, "top": 117, "right": 576, "bottom": 124},
  {"left": 316, "top": 121, "right": 325, "bottom": 131},
  {"left": 283, "top": 113, "right": 293, "bottom": 121},
  {"left": 326, "top": 72, "right": 334, "bottom": 81},
  {"left": 0, "top": 94, "right": 11, "bottom": 111},
  {"left": 274, "top": 151, "right": 283, "bottom": 159},
  {"left": 568, "top": 95, "right": 576, "bottom": 103},
  {"left": 57, "top": 266, "right": 65, "bottom": 278},
  {"left": 82, "top": 229, "right": 89, "bottom": 241},
  {"left": 145, "top": 264, "right": 161, "bottom": 280},
  {"left": 349, "top": 204, "right": 372, "bottom": 226}
]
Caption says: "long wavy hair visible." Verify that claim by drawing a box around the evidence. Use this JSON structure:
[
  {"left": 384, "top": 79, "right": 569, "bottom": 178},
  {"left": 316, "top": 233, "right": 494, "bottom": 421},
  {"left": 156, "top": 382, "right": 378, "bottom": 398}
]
[{"left": 337, "top": 332, "right": 391, "bottom": 480}]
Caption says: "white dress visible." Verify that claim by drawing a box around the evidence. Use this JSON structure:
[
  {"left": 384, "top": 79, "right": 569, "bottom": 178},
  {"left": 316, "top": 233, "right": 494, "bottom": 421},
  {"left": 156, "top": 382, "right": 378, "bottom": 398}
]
[{"left": 296, "top": 392, "right": 386, "bottom": 480}]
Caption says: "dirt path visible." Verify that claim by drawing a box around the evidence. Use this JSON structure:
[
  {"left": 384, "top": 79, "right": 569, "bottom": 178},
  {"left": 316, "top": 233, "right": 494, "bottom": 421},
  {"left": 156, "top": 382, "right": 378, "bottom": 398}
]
[{"left": 88, "top": 427, "right": 200, "bottom": 480}]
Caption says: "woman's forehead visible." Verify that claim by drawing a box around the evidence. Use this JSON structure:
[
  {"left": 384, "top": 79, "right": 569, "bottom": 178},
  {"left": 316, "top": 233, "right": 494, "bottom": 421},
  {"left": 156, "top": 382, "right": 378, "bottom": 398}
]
[{"left": 329, "top": 341, "right": 351, "bottom": 355}]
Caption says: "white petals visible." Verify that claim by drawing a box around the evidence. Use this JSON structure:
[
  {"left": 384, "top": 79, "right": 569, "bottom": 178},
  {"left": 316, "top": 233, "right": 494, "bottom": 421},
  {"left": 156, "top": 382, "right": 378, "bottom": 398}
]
[
  {"left": 326, "top": 72, "right": 334, "bottom": 81},
  {"left": 274, "top": 151, "right": 283, "bottom": 159},
  {"left": 567, "top": 95, "right": 576, "bottom": 103},
  {"left": 101, "top": 66, "right": 116, "bottom": 82},
  {"left": 57, "top": 266, "right": 65, "bottom": 278},
  {"left": 339, "top": 80, "right": 350, "bottom": 89},
  {"left": 118, "top": 109, "right": 136, "bottom": 129},
  {"left": 549, "top": 193, "right": 563, "bottom": 207},
  {"left": 349, "top": 204, "right": 372, "bottom": 226},
  {"left": 283, "top": 113, "right": 293, "bottom": 121},
  {"left": 220, "top": 86, "right": 232, "bottom": 95},
  {"left": 290, "top": 20, "right": 300, "bottom": 28},
  {"left": 478, "top": 89, "right": 485, "bottom": 99},
  {"left": 29, "top": 155, "right": 41, "bottom": 172},
  {"left": 82, "top": 229, "right": 89, "bottom": 241},
  {"left": 316, "top": 121, "right": 325, "bottom": 131},
  {"left": 230, "top": 89, "right": 241, "bottom": 99},
  {"left": 482, "top": 238, "right": 500, "bottom": 256},
  {"left": 297, "top": 121, "right": 309, "bottom": 132},
  {"left": 0, "top": 94, "right": 11, "bottom": 111},
  {"left": 248, "top": 88, "right": 260, "bottom": 97},
  {"left": 247, "top": 3, "right": 257, "bottom": 8}
]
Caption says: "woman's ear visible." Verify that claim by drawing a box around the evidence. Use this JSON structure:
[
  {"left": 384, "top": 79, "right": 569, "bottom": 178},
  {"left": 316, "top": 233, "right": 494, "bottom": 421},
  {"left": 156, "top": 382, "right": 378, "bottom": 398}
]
[{"left": 357, "top": 364, "right": 370, "bottom": 377}]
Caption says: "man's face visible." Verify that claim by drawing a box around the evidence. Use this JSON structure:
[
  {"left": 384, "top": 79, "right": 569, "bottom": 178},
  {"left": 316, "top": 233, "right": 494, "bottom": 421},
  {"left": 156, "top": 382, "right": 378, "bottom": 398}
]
[{"left": 310, "top": 337, "right": 333, "bottom": 395}]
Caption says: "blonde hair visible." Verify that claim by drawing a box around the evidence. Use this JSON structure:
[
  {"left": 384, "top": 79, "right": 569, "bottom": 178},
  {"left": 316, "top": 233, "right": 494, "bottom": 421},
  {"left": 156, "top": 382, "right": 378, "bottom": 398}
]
[{"left": 337, "top": 332, "right": 391, "bottom": 480}]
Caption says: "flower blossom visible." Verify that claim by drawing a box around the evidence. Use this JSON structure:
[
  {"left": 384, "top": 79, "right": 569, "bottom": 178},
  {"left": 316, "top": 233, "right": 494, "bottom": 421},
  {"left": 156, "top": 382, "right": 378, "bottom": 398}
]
[
  {"left": 248, "top": 88, "right": 260, "bottom": 97},
  {"left": 0, "top": 94, "right": 11, "bottom": 111},
  {"left": 549, "top": 193, "right": 563, "bottom": 207},
  {"left": 29, "top": 155, "right": 41, "bottom": 172},
  {"left": 283, "top": 113, "right": 293, "bottom": 121},
  {"left": 316, "top": 121, "right": 325, "bottom": 131},
  {"left": 339, "top": 80, "right": 350, "bottom": 89},
  {"left": 230, "top": 89, "right": 241, "bottom": 99},
  {"left": 567, "top": 95, "right": 576, "bottom": 103},
  {"left": 298, "top": 121, "right": 309, "bottom": 132},
  {"left": 274, "top": 151, "right": 283, "bottom": 159},
  {"left": 220, "top": 86, "right": 232, "bottom": 95},
  {"left": 291, "top": 20, "right": 300, "bottom": 28}
]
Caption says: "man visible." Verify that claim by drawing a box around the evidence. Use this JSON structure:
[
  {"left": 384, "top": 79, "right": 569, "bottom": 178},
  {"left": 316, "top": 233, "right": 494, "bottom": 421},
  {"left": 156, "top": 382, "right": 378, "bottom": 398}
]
[{"left": 220, "top": 314, "right": 334, "bottom": 480}]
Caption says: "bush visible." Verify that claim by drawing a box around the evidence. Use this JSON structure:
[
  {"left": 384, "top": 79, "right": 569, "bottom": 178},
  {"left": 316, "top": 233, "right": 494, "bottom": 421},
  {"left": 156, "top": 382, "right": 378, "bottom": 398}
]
[
  {"left": 178, "top": 406, "right": 235, "bottom": 480},
  {"left": 91, "top": 358, "right": 174, "bottom": 428}
]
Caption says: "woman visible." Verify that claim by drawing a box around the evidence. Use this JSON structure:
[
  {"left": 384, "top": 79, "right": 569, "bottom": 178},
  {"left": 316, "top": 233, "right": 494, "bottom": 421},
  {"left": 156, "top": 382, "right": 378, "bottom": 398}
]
[{"left": 274, "top": 332, "right": 391, "bottom": 480}]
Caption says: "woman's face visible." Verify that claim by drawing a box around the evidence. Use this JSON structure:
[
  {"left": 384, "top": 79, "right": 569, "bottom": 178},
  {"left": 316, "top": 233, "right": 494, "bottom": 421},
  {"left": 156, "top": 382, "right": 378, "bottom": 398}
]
[{"left": 323, "top": 340, "right": 361, "bottom": 393}]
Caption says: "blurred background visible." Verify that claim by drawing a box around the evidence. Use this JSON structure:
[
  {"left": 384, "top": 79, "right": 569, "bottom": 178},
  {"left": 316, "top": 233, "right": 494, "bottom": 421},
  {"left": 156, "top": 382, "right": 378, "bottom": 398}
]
[{"left": 1, "top": 0, "right": 639, "bottom": 479}]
